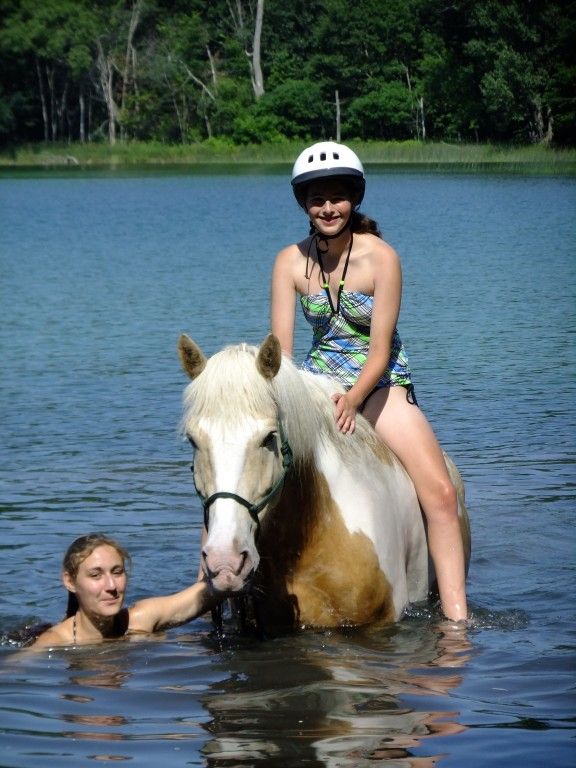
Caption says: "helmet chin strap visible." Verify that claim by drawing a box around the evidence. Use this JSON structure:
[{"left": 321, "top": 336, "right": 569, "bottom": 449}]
[
  {"left": 310, "top": 215, "right": 353, "bottom": 254},
  {"left": 304, "top": 216, "right": 353, "bottom": 280}
]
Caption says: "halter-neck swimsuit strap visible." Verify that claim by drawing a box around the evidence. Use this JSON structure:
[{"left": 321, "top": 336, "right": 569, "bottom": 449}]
[
  {"left": 316, "top": 233, "right": 354, "bottom": 315},
  {"left": 72, "top": 613, "right": 77, "bottom": 645}
]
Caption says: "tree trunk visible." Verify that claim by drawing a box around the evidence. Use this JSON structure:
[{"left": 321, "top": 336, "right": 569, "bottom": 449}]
[
  {"left": 204, "top": 112, "right": 212, "bottom": 139},
  {"left": 545, "top": 106, "right": 554, "bottom": 144},
  {"left": 47, "top": 65, "right": 56, "bottom": 141},
  {"left": 227, "top": 0, "right": 265, "bottom": 99},
  {"left": 206, "top": 46, "right": 217, "bottom": 88},
  {"left": 57, "top": 77, "right": 69, "bottom": 141},
  {"left": 419, "top": 96, "right": 426, "bottom": 141},
  {"left": 35, "top": 58, "right": 49, "bottom": 142},
  {"left": 79, "top": 88, "right": 85, "bottom": 143},
  {"left": 532, "top": 97, "right": 554, "bottom": 145},
  {"left": 165, "top": 73, "right": 186, "bottom": 142},
  {"left": 251, "top": 0, "right": 264, "bottom": 98},
  {"left": 88, "top": 92, "right": 92, "bottom": 141},
  {"left": 404, "top": 63, "right": 416, "bottom": 139},
  {"left": 180, "top": 61, "right": 215, "bottom": 102},
  {"left": 120, "top": 0, "right": 143, "bottom": 141},
  {"left": 96, "top": 39, "right": 118, "bottom": 145},
  {"left": 335, "top": 90, "right": 341, "bottom": 141}
]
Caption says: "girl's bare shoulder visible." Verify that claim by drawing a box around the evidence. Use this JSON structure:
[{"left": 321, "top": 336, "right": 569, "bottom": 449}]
[
  {"left": 275, "top": 239, "right": 308, "bottom": 263},
  {"left": 355, "top": 232, "right": 400, "bottom": 266}
]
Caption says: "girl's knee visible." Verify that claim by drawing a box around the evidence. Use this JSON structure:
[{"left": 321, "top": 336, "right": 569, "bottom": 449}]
[
  {"left": 440, "top": 478, "right": 458, "bottom": 508},
  {"left": 422, "top": 478, "right": 458, "bottom": 522}
]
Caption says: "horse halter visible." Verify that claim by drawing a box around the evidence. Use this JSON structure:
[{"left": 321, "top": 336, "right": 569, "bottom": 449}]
[{"left": 190, "top": 420, "right": 294, "bottom": 540}]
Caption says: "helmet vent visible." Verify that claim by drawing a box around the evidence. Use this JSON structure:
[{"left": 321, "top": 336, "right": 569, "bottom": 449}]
[
  {"left": 320, "top": 152, "right": 326, "bottom": 161},
  {"left": 333, "top": 152, "right": 340, "bottom": 159}
]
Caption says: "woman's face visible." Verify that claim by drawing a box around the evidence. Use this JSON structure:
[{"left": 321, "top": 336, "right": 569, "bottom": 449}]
[
  {"left": 305, "top": 180, "right": 353, "bottom": 237},
  {"left": 63, "top": 544, "right": 127, "bottom": 619}
]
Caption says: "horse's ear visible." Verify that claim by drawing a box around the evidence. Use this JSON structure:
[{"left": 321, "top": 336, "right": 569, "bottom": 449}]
[
  {"left": 178, "top": 334, "right": 207, "bottom": 379},
  {"left": 257, "top": 334, "right": 282, "bottom": 380}
]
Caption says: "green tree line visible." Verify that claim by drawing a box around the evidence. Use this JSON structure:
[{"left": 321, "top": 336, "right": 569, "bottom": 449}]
[{"left": 1, "top": 0, "right": 574, "bottom": 148}]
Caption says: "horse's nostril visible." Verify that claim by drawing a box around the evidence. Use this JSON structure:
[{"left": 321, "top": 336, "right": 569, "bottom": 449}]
[{"left": 237, "top": 551, "right": 248, "bottom": 574}]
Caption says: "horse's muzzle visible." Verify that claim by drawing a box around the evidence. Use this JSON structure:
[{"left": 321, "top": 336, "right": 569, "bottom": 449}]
[{"left": 202, "top": 548, "right": 257, "bottom": 594}]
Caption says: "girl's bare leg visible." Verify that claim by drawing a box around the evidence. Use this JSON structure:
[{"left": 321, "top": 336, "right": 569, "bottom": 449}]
[{"left": 362, "top": 386, "right": 468, "bottom": 621}]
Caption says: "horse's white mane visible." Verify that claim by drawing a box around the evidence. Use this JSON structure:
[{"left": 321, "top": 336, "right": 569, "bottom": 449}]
[{"left": 181, "top": 342, "right": 387, "bottom": 467}]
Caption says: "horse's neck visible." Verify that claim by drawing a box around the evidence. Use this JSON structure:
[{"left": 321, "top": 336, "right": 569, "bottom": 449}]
[
  {"left": 247, "top": 462, "right": 322, "bottom": 632},
  {"left": 259, "top": 461, "right": 323, "bottom": 572}
]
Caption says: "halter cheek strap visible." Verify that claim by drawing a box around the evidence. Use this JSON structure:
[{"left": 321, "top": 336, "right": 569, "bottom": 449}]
[{"left": 191, "top": 420, "right": 293, "bottom": 540}]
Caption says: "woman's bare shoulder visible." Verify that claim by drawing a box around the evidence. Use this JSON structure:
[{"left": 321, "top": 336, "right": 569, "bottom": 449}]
[{"left": 30, "top": 621, "right": 71, "bottom": 649}]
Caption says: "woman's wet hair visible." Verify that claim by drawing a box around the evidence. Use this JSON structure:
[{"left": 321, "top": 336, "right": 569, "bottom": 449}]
[{"left": 63, "top": 533, "right": 131, "bottom": 617}]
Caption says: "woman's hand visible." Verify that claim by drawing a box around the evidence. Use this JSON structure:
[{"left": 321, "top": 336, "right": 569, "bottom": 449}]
[{"left": 331, "top": 392, "right": 358, "bottom": 434}]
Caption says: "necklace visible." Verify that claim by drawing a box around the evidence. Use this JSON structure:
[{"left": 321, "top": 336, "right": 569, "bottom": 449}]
[{"left": 316, "top": 233, "right": 353, "bottom": 315}]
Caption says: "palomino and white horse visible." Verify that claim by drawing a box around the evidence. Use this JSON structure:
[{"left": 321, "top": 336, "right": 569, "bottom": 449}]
[{"left": 178, "top": 333, "right": 470, "bottom": 633}]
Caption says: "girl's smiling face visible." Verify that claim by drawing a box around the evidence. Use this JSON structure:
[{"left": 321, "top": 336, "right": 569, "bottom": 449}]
[
  {"left": 63, "top": 544, "right": 127, "bottom": 619},
  {"left": 305, "top": 180, "right": 353, "bottom": 237}
]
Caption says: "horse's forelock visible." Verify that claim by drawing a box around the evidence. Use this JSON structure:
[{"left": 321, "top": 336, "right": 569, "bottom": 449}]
[{"left": 182, "top": 343, "right": 276, "bottom": 425}]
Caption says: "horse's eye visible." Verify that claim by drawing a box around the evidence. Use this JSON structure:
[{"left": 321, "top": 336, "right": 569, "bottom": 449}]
[
  {"left": 261, "top": 431, "right": 277, "bottom": 451},
  {"left": 187, "top": 435, "right": 198, "bottom": 450}
]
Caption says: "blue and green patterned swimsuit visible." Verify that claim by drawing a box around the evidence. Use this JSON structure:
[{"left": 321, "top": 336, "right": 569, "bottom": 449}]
[{"left": 300, "top": 289, "right": 412, "bottom": 391}]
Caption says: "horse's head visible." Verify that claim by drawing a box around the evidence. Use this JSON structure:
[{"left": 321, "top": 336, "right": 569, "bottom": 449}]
[{"left": 178, "top": 334, "right": 292, "bottom": 595}]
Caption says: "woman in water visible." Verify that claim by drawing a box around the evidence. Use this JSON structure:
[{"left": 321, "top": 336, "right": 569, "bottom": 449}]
[
  {"left": 270, "top": 141, "right": 467, "bottom": 622},
  {"left": 32, "top": 532, "right": 216, "bottom": 647}
]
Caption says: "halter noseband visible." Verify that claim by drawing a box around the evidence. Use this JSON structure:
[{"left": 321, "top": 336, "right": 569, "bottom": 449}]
[{"left": 191, "top": 420, "right": 293, "bottom": 540}]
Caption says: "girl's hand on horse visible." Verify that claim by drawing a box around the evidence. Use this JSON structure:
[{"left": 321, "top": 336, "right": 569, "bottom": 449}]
[{"left": 331, "top": 392, "right": 357, "bottom": 434}]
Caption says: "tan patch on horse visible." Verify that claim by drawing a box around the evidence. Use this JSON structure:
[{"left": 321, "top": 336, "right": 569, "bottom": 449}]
[
  {"left": 254, "top": 463, "right": 394, "bottom": 630},
  {"left": 290, "top": 471, "right": 395, "bottom": 627}
]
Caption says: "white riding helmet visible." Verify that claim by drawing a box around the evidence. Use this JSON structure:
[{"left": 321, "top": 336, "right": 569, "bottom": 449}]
[{"left": 291, "top": 141, "right": 365, "bottom": 207}]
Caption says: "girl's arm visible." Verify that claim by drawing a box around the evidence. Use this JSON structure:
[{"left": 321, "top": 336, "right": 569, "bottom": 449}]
[
  {"left": 348, "top": 240, "right": 403, "bottom": 406},
  {"left": 332, "top": 240, "right": 402, "bottom": 432},
  {"left": 128, "top": 580, "right": 217, "bottom": 633},
  {"left": 270, "top": 245, "right": 298, "bottom": 356}
]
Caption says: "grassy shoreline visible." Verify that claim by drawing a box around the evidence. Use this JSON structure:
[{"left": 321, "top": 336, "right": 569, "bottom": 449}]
[{"left": 1, "top": 139, "right": 575, "bottom": 174}]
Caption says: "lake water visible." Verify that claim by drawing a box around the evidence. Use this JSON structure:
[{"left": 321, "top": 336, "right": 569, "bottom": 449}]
[{"left": 0, "top": 167, "right": 574, "bottom": 767}]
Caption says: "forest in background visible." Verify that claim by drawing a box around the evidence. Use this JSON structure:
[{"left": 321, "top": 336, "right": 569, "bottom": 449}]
[{"left": 1, "top": 0, "right": 574, "bottom": 150}]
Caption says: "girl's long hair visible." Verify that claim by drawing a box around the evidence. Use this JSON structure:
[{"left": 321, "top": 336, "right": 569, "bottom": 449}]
[{"left": 350, "top": 210, "right": 382, "bottom": 237}]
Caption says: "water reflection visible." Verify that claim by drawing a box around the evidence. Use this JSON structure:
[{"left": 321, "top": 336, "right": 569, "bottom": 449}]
[
  {"left": 65, "top": 653, "right": 132, "bottom": 690},
  {"left": 195, "top": 620, "right": 472, "bottom": 766},
  {"left": 7, "top": 620, "right": 471, "bottom": 765}
]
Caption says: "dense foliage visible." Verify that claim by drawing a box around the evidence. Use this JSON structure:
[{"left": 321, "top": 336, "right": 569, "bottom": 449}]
[{"left": 1, "top": 0, "right": 574, "bottom": 147}]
